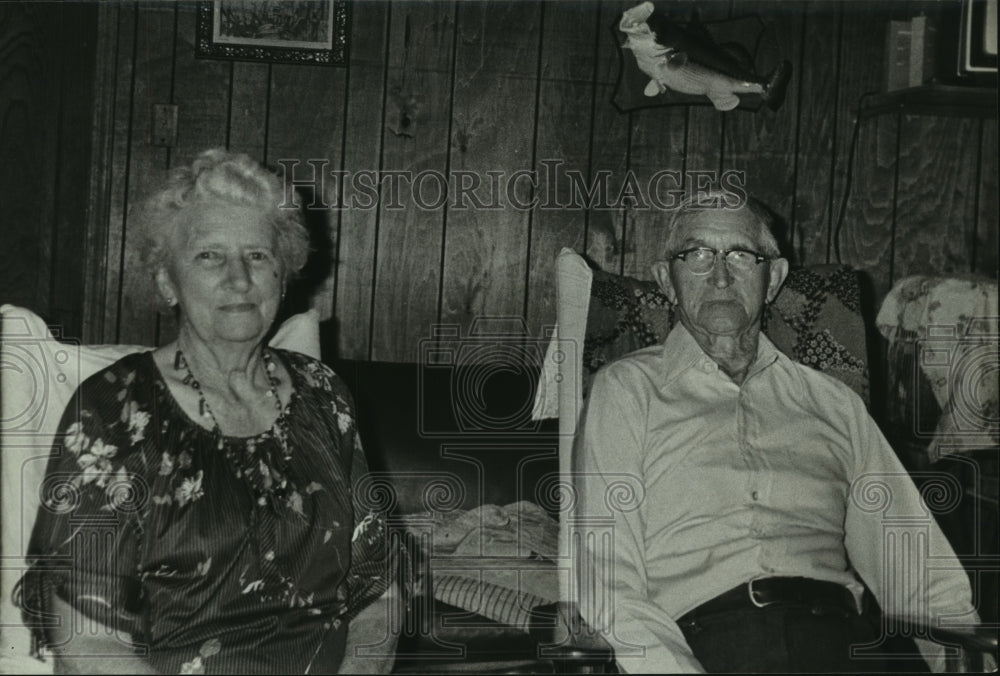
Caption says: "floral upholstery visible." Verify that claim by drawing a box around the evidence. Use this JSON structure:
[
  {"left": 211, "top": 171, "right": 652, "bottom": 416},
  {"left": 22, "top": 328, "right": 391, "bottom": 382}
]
[
  {"left": 583, "top": 263, "right": 869, "bottom": 402},
  {"left": 533, "top": 252, "right": 870, "bottom": 421},
  {"left": 876, "top": 276, "right": 999, "bottom": 460}
]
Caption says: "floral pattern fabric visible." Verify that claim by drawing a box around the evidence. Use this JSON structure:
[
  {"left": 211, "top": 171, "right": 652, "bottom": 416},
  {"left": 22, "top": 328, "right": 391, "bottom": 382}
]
[
  {"left": 19, "top": 350, "right": 390, "bottom": 674},
  {"left": 876, "top": 275, "right": 999, "bottom": 460},
  {"left": 582, "top": 264, "right": 870, "bottom": 402}
]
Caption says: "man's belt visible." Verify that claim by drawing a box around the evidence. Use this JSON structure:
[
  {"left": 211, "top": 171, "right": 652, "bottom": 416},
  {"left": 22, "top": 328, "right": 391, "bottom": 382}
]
[{"left": 679, "top": 577, "right": 858, "bottom": 622}]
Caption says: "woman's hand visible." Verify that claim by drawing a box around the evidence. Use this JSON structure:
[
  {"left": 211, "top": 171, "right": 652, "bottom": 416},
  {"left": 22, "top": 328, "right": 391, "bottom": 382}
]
[
  {"left": 337, "top": 582, "right": 400, "bottom": 674},
  {"left": 48, "top": 594, "right": 159, "bottom": 675}
]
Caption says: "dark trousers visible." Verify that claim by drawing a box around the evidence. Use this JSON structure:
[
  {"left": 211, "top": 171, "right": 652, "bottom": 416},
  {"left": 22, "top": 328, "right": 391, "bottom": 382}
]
[{"left": 678, "top": 605, "right": 895, "bottom": 673}]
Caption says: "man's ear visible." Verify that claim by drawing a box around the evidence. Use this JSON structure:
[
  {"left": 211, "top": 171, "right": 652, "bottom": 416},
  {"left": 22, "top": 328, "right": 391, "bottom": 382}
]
[
  {"left": 766, "top": 257, "right": 789, "bottom": 304},
  {"left": 650, "top": 260, "right": 676, "bottom": 304}
]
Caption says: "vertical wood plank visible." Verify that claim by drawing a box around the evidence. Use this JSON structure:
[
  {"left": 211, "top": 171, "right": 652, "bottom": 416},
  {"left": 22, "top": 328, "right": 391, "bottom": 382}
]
[
  {"left": 0, "top": 3, "right": 60, "bottom": 318},
  {"left": 524, "top": 1, "right": 600, "bottom": 335},
  {"left": 829, "top": 1, "right": 892, "bottom": 267},
  {"left": 438, "top": 1, "right": 542, "bottom": 337},
  {"left": 369, "top": 0, "right": 455, "bottom": 361},
  {"left": 114, "top": 2, "right": 175, "bottom": 346},
  {"left": 623, "top": 106, "right": 687, "bottom": 278},
  {"left": 892, "top": 116, "right": 980, "bottom": 283},
  {"left": 99, "top": 3, "right": 138, "bottom": 344},
  {"left": 837, "top": 113, "right": 898, "bottom": 310},
  {"left": 585, "top": 0, "right": 630, "bottom": 274},
  {"left": 333, "top": 0, "right": 390, "bottom": 361},
  {"left": 793, "top": 1, "right": 841, "bottom": 265},
  {"left": 723, "top": 1, "right": 804, "bottom": 259},
  {"left": 228, "top": 62, "right": 269, "bottom": 161},
  {"left": 169, "top": 5, "right": 231, "bottom": 168},
  {"left": 974, "top": 121, "right": 998, "bottom": 277},
  {"left": 266, "top": 59, "right": 348, "bottom": 321},
  {"left": 50, "top": 2, "right": 100, "bottom": 339},
  {"left": 83, "top": 2, "right": 124, "bottom": 343}
]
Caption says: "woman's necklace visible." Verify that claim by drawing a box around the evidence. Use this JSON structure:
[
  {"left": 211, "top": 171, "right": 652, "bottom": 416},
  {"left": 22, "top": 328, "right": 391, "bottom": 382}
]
[{"left": 173, "top": 348, "right": 288, "bottom": 457}]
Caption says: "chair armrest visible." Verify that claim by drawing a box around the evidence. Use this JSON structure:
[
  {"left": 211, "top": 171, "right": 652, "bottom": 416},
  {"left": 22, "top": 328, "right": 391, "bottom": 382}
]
[
  {"left": 926, "top": 625, "right": 998, "bottom": 673},
  {"left": 529, "top": 602, "right": 617, "bottom": 674}
]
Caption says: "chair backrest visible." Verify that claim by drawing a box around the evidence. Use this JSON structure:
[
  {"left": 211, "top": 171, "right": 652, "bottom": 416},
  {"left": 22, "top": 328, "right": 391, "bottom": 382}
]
[
  {"left": 536, "top": 248, "right": 870, "bottom": 421},
  {"left": 0, "top": 305, "right": 320, "bottom": 669}
]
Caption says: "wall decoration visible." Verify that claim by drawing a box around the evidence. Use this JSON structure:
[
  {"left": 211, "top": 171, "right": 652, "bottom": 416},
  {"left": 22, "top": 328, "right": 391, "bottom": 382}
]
[
  {"left": 196, "top": 0, "right": 349, "bottom": 66},
  {"left": 613, "top": 1, "right": 791, "bottom": 112}
]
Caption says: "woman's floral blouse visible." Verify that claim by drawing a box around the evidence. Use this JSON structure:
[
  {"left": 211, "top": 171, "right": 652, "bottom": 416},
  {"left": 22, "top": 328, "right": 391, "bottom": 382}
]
[{"left": 19, "top": 350, "right": 390, "bottom": 674}]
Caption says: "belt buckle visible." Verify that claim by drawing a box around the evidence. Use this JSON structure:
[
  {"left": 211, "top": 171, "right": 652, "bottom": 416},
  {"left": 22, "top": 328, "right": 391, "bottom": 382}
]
[{"left": 748, "top": 578, "right": 776, "bottom": 609}]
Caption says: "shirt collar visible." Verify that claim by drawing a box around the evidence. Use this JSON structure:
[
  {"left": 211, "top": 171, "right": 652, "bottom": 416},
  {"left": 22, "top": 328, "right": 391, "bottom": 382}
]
[{"left": 659, "top": 322, "right": 781, "bottom": 385}]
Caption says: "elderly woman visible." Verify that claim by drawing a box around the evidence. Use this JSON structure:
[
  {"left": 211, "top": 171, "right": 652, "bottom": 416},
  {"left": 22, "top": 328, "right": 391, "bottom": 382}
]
[{"left": 18, "top": 149, "right": 391, "bottom": 674}]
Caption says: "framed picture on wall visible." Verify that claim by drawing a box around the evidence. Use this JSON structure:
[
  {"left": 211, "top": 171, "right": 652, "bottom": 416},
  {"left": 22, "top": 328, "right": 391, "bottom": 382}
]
[{"left": 196, "top": 0, "right": 349, "bottom": 66}]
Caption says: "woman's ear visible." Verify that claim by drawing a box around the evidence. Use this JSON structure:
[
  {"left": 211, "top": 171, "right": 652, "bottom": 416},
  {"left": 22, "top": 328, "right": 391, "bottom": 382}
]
[
  {"left": 650, "top": 260, "right": 677, "bottom": 304},
  {"left": 155, "top": 267, "right": 178, "bottom": 308}
]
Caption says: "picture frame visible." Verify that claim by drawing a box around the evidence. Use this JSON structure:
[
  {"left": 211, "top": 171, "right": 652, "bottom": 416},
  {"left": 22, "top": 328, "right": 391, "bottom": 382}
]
[{"left": 196, "top": 0, "right": 349, "bottom": 67}]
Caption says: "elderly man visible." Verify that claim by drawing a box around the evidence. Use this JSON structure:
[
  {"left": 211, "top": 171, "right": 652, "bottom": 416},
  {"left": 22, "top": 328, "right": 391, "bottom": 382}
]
[{"left": 576, "top": 191, "right": 981, "bottom": 673}]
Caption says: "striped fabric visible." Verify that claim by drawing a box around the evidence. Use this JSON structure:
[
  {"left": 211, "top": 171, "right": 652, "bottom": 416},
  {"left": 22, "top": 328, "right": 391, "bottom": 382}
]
[{"left": 432, "top": 574, "right": 547, "bottom": 631}]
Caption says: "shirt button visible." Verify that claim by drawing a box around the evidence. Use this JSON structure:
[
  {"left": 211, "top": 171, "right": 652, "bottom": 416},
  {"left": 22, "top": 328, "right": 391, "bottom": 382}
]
[{"left": 751, "top": 491, "right": 759, "bottom": 501}]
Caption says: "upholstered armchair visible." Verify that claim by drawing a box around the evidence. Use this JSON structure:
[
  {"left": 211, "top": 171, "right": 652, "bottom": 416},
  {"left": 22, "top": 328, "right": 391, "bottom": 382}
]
[{"left": 533, "top": 249, "right": 997, "bottom": 673}]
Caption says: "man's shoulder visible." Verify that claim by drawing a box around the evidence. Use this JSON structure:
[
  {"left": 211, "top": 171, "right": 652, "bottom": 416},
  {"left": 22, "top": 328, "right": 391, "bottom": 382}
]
[
  {"left": 773, "top": 350, "right": 866, "bottom": 410},
  {"left": 591, "top": 344, "right": 664, "bottom": 393}
]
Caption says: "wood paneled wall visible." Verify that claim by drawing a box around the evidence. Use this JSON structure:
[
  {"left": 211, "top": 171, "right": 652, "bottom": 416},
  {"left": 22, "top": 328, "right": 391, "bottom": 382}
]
[
  {"left": 0, "top": 3, "right": 98, "bottom": 337},
  {"left": 6, "top": 1, "right": 997, "bottom": 365}
]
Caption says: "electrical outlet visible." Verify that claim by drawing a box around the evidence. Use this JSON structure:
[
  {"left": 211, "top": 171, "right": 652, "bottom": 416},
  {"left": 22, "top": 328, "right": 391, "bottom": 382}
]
[{"left": 152, "top": 104, "right": 178, "bottom": 147}]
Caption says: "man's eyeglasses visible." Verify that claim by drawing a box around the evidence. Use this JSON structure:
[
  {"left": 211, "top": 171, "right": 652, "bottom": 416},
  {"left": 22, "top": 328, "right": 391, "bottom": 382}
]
[{"left": 671, "top": 247, "right": 770, "bottom": 275}]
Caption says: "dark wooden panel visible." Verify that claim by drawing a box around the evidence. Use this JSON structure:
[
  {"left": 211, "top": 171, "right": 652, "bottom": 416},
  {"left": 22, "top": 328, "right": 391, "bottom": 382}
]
[
  {"left": 623, "top": 106, "right": 686, "bottom": 279},
  {"left": 332, "top": 0, "right": 390, "bottom": 360},
  {"left": 723, "top": 1, "right": 804, "bottom": 258},
  {"left": 584, "top": 0, "right": 631, "bottom": 274},
  {"left": 893, "top": 116, "right": 979, "bottom": 282},
  {"left": 83, "top": 2, "right": 124, "bottom": 344},
  {"left": 170, "top": 6, "right": 231, "bottom": 168},
  {"left": 829, "top": 1, "right": 896, "bottom": 273},
  {"left": 99, "top": 3, "right": 138, "bottom": 344},
  {"left": 837, "top": 113, "right": 898, "bottom": 308},
  {"left": 793, "top": 1, "right": 841, "bottom": 265},
  {"left": 0, "top": 3, "right": 60, "bottom": 317},
  {"left": 438, "top": 1, "right": 542, "bottom": 336},
  {"left": 370, "top": 0, "right": 455, "bottom": 361},
  {"left": 49, "top": 2, "right": 100, "bottom": 340},
  {"left": 266, "top": 60, "right": 348, "bottom": 321},
  {"left": 974, "top": 121, "right": 998, "bottom": 277},
  {"left": 228, "top": 62, "right": 269, "bottom": 161},
  {"left": 116, "top": 3, "right": 175, "bottom": 346},
  {"left": 524, "top": 1, "right": 600, "bottom": 335}
]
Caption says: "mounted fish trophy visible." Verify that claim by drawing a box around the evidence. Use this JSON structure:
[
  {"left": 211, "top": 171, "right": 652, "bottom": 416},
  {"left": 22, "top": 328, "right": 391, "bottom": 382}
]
[{"left": 614, "top": 1, "right": 792, "bottom": 112}]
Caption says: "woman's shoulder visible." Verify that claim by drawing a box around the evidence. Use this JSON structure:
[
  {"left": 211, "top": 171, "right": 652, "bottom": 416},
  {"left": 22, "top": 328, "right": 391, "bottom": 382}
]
[
  {"left": 56, "top": 351, "right": 159, "bottom": 485},
  {"left": 74, "top": 350, "right": 157, "bottom": 406},
  {"left": 274, "top": 349, "right": 355, "bottom": 409},
  {"left": 275, "top": 349, "right": 345, "bottom": 389}
]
